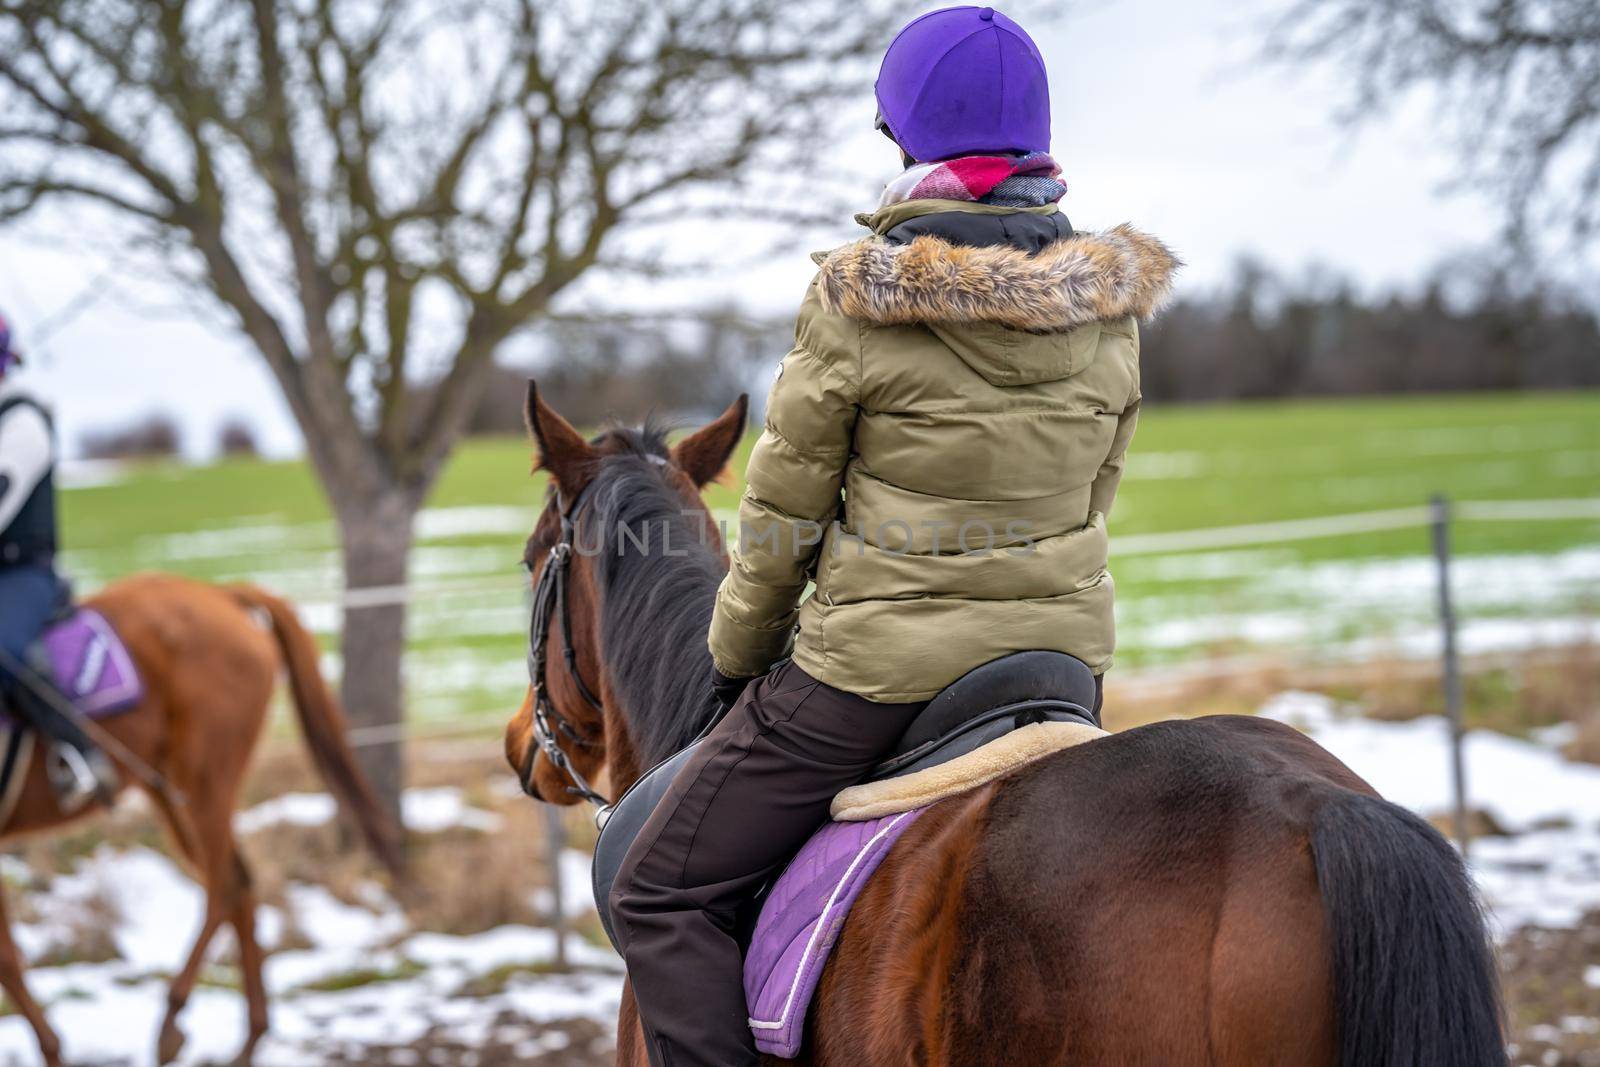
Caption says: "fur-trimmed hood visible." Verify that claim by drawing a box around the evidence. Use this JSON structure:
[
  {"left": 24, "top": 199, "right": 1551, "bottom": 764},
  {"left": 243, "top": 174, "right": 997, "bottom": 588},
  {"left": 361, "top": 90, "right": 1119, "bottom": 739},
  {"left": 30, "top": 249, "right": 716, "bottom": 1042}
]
[{"left": 816, "top": 224, "right": 1180, "bottom": 333}]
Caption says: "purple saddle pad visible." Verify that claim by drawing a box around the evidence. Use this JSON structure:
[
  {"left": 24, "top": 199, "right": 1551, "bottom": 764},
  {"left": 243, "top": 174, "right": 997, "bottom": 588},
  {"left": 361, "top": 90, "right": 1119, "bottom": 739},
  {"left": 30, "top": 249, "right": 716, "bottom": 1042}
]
[
  {"left": 744, "top": 808, "right": 926, "bottom": 1058},
  {"left": 39, "top": 609, "right": 143, "bottom": 717}
]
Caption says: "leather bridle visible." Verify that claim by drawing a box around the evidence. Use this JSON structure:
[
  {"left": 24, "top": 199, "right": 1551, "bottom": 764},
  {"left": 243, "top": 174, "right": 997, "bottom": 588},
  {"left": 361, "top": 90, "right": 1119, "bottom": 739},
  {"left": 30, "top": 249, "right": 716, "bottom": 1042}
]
[{"left": 518, "top": 482, "right": 611, "bottom": 808}]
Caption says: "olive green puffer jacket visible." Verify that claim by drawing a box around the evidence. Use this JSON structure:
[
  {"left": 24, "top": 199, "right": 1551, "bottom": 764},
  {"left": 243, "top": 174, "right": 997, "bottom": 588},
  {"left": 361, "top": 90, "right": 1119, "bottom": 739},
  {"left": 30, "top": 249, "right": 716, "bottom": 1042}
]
[{"left": 708, "top": 200, "right": 1179, "bottom": 702}]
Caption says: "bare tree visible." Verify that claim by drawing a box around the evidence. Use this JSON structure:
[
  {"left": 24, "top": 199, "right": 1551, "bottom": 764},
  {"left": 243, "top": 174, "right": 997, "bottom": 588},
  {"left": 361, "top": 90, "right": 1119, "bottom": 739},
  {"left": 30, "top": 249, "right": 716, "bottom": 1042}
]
[
  {"left": 0, "top": 0, "right": 910, "bottom": 819},
  {"left": 80, "top": 414, "right": 183, "bottom": 460},
  {"left": 218, "top": 418, "right": 260, "bottom": 457},
  {"left": 1268, "top": 0, "right": 1600, "bottom": 246}
]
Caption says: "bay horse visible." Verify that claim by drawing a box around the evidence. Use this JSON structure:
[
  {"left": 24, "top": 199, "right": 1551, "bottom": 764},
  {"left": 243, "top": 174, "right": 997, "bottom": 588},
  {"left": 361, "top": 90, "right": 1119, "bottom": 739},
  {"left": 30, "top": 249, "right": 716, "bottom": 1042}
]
[
  {"left": 504, "top": 385, "right": 1506, "bottom": 1067},
  {"left": 0, "top": 574, "right": 403, "bottom": 1066}
]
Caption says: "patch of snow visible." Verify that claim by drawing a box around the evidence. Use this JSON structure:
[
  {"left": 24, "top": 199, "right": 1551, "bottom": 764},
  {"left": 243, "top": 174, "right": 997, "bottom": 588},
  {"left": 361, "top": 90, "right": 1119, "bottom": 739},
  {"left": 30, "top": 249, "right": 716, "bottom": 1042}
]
[
  {"left": 530, "top": 849, "right": 604, "bottom": 922},
  {"left": 415, "top": 506, "right": 533, "bottom": 541},
  {"left": 16, "top": 847, "right": 205, "bottom": 972},
  {"left": 0, "top": 845, "right": 618, "bottom": 1065},
  {"left": 235, "top": 792, "right": 337, "bottom": 835},
  {"left": 286, "top": 883, "right": 406, "bottom": 953},
  {"left": 1262, "top": 692, "right": 1600, "bottom": 936},
  {"left": 406, "top": 922, "right": 617, "bottom": 975},
  {"left": 1468, "top": 828, "right": 1600, "bottom": 935},
  {"left": 1129, "top": 611, "right": 1600, "bottom": 666},
  {"left": 410, "top": 545, "right": 521, "bottom": 578},
  {"left": 1260, "top": 693, "right": 1600, "bottom": 830},
  {"left": 57, "top": 458, "right": 129, "bottom": 489},
  {"left": 235, "top": 788, "right": 503, "bottom": 836},
  {"left": 499, "top": 973, "right": 624, "bottom": 1024},
  {"left": 1123, "top": 450, "right": 1208, "bottom": 480},
  {"left": 1534, "top": 722, "right": 1580, "bottom": 748},
  {"left": 143, "top": 519, "right": 332, "bottom": 562},
  {"left": 1119, "top": 544, "right": 1600, "bottom": 663},
  {"left": 1289, "top": 546, "right": 1600, "bottom": 617},
  {"left": 401, "top": 788, "right": 503, "bottom": 834}
]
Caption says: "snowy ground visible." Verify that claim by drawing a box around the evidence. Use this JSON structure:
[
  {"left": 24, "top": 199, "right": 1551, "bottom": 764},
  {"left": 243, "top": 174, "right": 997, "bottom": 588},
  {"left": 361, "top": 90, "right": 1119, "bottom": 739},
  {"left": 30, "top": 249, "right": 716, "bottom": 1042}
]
[
  {"left": 1, "top": 702, "right": 1597, "bottom": 1064},
  {"left": 1262, "top": 693, "right": 1600, "bottom": 938},
  {"left": 1115, "top": 543, "right": 1600, "bottom": 665},
  {"left": 0, "top": 788, "right": 621, "bottom": 1066}
]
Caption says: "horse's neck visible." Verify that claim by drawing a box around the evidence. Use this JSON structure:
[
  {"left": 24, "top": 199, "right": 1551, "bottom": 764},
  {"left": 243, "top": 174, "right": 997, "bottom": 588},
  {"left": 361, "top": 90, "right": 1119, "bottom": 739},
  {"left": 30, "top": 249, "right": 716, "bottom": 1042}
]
[
  {"left": 594, "top": 503, "right": 724, "bottom": 788},
  {"left": 605, "top": 725, "right": 649, "bottom": 797}
]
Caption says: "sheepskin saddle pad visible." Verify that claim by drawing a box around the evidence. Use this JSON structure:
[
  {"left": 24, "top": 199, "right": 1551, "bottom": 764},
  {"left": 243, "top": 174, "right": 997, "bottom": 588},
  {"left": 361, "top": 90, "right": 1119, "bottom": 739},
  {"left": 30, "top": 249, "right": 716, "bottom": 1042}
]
[
  {"left": 831, "top": 716, "right": 1106, "bottom": 821},
  {"left": 834, "top": 650, "right": 1106, "bottom": 820}
]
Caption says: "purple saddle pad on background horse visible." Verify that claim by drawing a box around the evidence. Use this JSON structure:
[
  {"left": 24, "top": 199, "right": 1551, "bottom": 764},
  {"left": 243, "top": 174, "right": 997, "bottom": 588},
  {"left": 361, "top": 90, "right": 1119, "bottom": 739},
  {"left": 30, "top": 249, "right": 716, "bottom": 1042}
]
[
  {"left": 39, "top": 609, "right": 142, "bottom": 717},
  {"left": 744, "top": 808, "right": 926, "bottom": 1058}
]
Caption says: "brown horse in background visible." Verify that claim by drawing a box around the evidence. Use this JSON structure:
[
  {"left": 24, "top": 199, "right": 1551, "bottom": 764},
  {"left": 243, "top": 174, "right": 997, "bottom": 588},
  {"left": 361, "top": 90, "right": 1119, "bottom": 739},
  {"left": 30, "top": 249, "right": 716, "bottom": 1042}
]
[
  {"left": 0, "top": 574, "right": 403, "bottom": 1067},
  {"left": 504, "top": 386, "right": 1506, "bottom": 1067}
]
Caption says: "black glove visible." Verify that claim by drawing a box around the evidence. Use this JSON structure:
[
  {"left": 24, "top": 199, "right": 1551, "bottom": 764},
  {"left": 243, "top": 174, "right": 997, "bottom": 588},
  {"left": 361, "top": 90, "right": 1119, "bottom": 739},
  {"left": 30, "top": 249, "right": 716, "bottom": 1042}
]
[{"left": 711, "top": 666, "right": 755, "bottom": 711}]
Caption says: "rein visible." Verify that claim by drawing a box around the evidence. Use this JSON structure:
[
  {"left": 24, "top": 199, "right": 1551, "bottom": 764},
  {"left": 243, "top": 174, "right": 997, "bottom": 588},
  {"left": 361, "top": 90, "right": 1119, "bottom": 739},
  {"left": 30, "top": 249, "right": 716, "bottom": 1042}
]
[{"left": 519, "top": 483, "right": 611, "bottom": 809}]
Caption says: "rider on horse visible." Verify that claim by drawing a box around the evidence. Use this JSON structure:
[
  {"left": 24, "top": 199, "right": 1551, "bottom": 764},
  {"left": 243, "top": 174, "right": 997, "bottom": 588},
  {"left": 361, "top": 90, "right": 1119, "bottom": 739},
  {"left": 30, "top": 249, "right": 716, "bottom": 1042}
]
[
  {"left": 610, "top": 8, "right": 1176, "bottom": 1065},
  {"left": 0, "top": 311, "right": 119, "bottom": 810}
]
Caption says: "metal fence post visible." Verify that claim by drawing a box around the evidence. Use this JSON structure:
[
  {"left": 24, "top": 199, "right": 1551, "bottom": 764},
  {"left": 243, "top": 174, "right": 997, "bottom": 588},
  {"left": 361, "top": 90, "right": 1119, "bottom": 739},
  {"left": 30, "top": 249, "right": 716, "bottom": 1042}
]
[
  {"left": 1430, "top": 494, "right": 1470, "bottom": 857},
  {"left": 545, "top": 792, "right": 570, "bottom": 968}
]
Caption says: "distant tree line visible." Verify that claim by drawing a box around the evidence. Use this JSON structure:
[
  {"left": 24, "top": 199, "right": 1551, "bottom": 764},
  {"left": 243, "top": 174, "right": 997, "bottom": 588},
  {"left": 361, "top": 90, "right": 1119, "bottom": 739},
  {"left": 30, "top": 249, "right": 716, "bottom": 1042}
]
[
  {"left": 79, "top": 256, "right": 1600, "bottom": 458},
  {"left": 1139, "top": 258, "right": 1600, "bottom": 402},
  {"left": 78, "top": 417, "right": 260, "bottom": 461},
  {"left": 464, "top": 309, "right": 795, "bottom": 431},
  {"left": 79, "top": 416, "right": 182, "bottom": 460},
  {"left": 467, "top": 256, "right": 1600, "bottom": 429}
]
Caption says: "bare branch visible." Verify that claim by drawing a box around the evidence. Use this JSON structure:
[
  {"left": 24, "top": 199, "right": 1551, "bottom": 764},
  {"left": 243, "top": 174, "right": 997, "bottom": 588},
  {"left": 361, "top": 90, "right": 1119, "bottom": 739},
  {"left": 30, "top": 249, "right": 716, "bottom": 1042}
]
[
  {"left": 1265, "top": 0, "right": 1600, "bottom": 247},
  {"left": 0, "top": 178, "right": 174, "bottom": 224},
  {"left": 0, "top": 0, "right": 925, "bottom": 497}
]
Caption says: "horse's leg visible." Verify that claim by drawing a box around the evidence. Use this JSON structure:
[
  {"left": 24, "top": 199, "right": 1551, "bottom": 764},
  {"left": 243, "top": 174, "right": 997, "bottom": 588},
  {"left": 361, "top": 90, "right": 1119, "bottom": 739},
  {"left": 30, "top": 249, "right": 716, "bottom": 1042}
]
[
  {"left": 85, "top": 576, "right": 283, "bottom": 1064},
  {"left": 224, "top": 848, "right": 268, "bottom": 1066},
  {"left": 0, "top": 878, "right": 63, "bottom": 1067},
  {"left": 159, "top": 775, "right": 268, "bottom": 1065},
  {"left": 148, "top": 783, "right": 233, "bottom": 1065},
  {"left": 156, "top": 904, "right": 228, "bottom": 1064}
]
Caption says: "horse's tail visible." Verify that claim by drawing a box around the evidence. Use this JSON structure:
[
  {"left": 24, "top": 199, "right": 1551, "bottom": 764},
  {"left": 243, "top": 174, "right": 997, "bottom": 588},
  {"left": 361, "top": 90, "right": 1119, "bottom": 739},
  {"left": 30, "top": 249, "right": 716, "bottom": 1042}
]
[
  {"left": 229, "top": 584, "right": 407, "bottom": 882},
  {"left": 1310, "top": 789, "right": 1504, "bottom": 1067}
]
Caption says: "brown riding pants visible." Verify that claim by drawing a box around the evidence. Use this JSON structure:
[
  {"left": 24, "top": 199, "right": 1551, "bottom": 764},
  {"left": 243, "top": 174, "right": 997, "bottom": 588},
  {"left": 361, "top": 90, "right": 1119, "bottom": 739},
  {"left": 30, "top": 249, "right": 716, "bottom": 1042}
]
[
  {"left": 610, "top": 660, "right": 927, "bottom": 1067},
  {"left": 611, "top": 659, "right": 1104, "bottom": 1066}
]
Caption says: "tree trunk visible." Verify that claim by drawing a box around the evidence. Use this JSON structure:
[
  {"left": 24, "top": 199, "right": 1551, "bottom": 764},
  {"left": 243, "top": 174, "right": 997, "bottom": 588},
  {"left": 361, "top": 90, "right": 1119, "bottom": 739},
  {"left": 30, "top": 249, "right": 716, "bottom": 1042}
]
[{"left": 335, "top": 487, "right": 421, "bottom": 831}]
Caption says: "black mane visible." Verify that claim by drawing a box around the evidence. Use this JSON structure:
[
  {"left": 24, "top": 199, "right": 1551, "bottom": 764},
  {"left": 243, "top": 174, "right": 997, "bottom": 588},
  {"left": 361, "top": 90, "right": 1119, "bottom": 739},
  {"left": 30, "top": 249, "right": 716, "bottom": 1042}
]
[{"left": 577, "top": 423, "right": 725, "bottom": 767}]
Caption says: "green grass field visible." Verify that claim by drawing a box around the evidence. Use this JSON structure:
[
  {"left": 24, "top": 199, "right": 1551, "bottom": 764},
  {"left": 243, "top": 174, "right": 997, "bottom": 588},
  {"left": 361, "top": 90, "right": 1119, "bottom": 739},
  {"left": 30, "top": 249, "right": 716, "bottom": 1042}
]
[{"left": 60, "top": 391, "right": 1600, "bottom": 721}]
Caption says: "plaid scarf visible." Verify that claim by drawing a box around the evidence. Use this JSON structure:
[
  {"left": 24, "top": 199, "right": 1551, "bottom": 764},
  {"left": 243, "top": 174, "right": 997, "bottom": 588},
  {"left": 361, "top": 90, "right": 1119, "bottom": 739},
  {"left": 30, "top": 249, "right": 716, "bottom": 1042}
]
[{"left": 879, "top": 152, "right": 1066, "bottom": 209}]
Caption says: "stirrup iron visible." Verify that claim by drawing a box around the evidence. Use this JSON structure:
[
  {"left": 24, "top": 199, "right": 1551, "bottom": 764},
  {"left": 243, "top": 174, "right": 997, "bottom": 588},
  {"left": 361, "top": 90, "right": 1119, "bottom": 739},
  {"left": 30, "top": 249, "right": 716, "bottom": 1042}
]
[{"left": 46, "top": 744, "right": 100, "bottom": 811}]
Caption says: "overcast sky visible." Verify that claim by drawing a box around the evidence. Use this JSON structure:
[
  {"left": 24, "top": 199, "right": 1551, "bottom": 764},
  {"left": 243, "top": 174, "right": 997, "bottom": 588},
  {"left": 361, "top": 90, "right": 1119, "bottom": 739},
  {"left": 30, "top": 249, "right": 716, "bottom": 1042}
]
[{"left": 0, "top": 0, "right": 1578, "bottom": 461}]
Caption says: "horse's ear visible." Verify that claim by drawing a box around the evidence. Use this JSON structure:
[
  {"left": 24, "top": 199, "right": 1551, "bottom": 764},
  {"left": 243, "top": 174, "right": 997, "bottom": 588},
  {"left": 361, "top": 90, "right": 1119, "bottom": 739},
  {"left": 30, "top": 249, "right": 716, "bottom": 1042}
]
[
  {"left": 524, "top": 381, "right": 595, "bottom": 490},
  {"left": 673, "top": 394, "right": 749, "bottom": 488}
]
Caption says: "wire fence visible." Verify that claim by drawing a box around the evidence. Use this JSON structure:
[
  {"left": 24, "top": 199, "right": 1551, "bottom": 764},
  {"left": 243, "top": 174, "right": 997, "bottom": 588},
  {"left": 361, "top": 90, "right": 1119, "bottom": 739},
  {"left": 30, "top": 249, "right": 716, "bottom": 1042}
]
[
  {"left": 330, "top": 494, "right": 1593, "bottom": 946},
  {"left": 314, "top": 494, "right": 1597, "bottom": 750},
  {"left": 296, "top": 495, "right": 1599, "bottom": 611}
]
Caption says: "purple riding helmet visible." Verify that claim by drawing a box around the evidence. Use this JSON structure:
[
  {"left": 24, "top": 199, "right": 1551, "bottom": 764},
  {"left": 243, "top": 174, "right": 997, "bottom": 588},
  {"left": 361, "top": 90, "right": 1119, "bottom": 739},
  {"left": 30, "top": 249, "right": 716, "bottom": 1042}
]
[
  {"left": 0, "top": 312, "right": 17, "bottom": 374},
  {"left": 874, "top": 6, "right": 1050, "bottom": 163}
]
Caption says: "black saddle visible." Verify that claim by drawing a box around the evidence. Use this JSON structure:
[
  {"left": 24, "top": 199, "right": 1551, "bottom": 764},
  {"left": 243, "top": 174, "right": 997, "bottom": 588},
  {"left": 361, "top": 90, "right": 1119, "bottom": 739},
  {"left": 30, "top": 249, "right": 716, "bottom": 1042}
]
[
  {"left": 871, "top": 650, "right": 1100, "bottom": 781},
  {"left": 590, "top": 652, "right": 1100, "bottom": 951}
]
